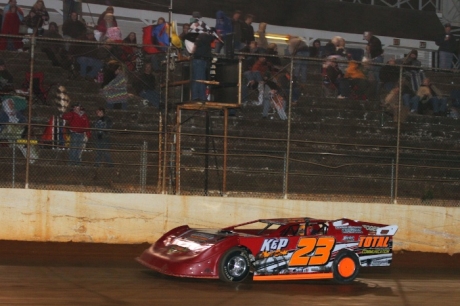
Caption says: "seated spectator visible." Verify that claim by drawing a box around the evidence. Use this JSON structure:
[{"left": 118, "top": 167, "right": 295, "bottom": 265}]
[
  {"left": 97, "top": 6, "right": 117, "bottom": 26},
  {"left": 100, "top": 61, "right": 129, "bottom": 110},
  {"left": 244, "top": 55, "right": 269, "bottom": 105},
  {"left": 408, "top": 78, "right": 447, "bottom": 115},
  {"left": 41, "top": 22, "right": 65, "bottom": 67},
  {"left": 266, "top": 43, "right": 282, "bottom": 73},
  {"left": 240, "top": 40, "right": 262, "bottom": 71},
  {"left": 383, "top": 84, "right": 411, "bottom": 123},
  {"left": 24, "top": 0, "right": 49, "bottom": 36},
  {"left": 0, "top": 59, "right": 14, "bottom": 91},
  {"left": 0, "top": 4, "right": 22, "bottom": 51},
  {"left": 62, "top": 11, "right": 86, "bottom": 40},
  {"left": 121, "top": 32, "right": 138, "bottom": 71},
  {"left": 325, "top": 57, "right": 344, "bottom": 95},
  {"left": 133, "top": 62, "right": 161, "bottom": 108},
  {"left": 379, "top": 58, "right": 400, "bottom": 93},
  {"left": 397, "top": 49, "right": 422, "bottom": 71},
  {"left": 338, "top": 60, "right": 370, "bottom": 99},
  {"left": 69, "top": 30, "right": 104, "bottom": 80}
]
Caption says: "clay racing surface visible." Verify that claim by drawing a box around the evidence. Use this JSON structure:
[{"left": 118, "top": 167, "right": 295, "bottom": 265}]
[{"left": 0, "top": 240, "right": 459, "bottom": 305}]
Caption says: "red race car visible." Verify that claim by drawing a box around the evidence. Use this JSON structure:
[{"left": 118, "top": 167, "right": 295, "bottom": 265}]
[{"left": 137, "top": 217, "right": 398, "bottom": 283}]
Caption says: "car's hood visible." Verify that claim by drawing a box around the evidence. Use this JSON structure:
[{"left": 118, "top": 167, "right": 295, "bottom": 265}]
[{"left": 163, "top": 229, "right": 235, "bottom": 254}]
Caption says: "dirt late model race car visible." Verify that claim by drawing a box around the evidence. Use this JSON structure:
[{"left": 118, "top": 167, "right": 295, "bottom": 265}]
[{"left": 137, "top": 217, "right": 398, "bottom": 283}]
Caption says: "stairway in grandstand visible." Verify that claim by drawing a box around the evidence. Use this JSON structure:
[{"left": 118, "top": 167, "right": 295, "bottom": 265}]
[{"left": 1, "top": 49, "right": 460, "bottom": 203}]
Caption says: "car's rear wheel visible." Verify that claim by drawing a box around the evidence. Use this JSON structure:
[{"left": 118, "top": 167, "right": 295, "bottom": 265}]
[
  {"left": 332, "top": 250, "right": 360, "bottom": 284},
  {"left": 219, "top": 247, "right": 250, "bottom": 282}
]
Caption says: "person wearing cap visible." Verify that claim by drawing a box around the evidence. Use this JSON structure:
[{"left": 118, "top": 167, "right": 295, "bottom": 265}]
[
  {"left": 0, "top": 59, "right": 13, "bottom": 91},
  {"left": 62, "top": 103, "right": 91, "bottom": 166},
  {"left": 436, "top": 23, "right": 457, "bottom": 70}
]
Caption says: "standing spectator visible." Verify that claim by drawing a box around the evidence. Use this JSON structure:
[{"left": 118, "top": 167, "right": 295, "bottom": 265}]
[
  {"left": 2, "top": 0, "right": 24, "bottom": 29},
  {"left": 231, "top": 10, "right": 243, "bottom": 51},
  {"left": 63, "top": 0, "right": 82, "bottom": 23},
  {"left": 62, "top": 103, "right": 91, "bottom": 166},
  {"left": 214, "top": 10, "right": 232, "bottom": 54},
  {"left": 100, "top": 61, "right": 129, "bottom": 109},
  {"left": 0, "top": 5, "right": 22, "bottom": 51},
  {"left": 62, "top": 11, "right": 86, "bottom": 40},
  {"left": 121, "top": 32, "right": 138, "bottom": 71},
  {"left": 41, "top": 22, "right": 65, "bottom": 67},
  {"left": 435, "top": 23, "right": 456, "bottom": 70},
  {"left": 364, "top": 31, "right": 384, "bottom": 96},
  {"left": 255, "top": 22, "right": 268, "bottom": 51},
  {"left": 287, "top": 36, "right": 309, "bottom": 84},
  {"left": 96, "top": 12, "right": 116, "bottom": 39},
  {"left": 309, "top": 39, "right": 321, "bottom": 58},
  {"left": 133, "top": 62, "right": 161, "bottom": 108},
  {"left": 93, "top": 107, "right": 113, "bottom": 167},
  {"left": 241, "top": 14, "right": 255, "bottom": 47},
  {"left": 24, "top": 0, "right": 49, "bottom": 36},
  {"left": 0, "top": 59, "right": 14, "bottom": 91},
  {"left": 97, "top": 6, "right": 117, "bottom": 26},
  {"left": 191, "top": 31, "right": 214, "bottom": 101}
]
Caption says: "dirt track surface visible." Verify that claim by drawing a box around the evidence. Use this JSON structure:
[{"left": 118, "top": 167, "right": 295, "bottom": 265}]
[{"left": 0, "top": 240, "right": 459, "bottom": 305}]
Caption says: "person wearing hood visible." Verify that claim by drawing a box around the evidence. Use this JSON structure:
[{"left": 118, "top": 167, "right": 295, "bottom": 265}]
[
  {"left": 214, "top": 10, "right": 232, "bottom": 54},
  {"left": 397, "top": 49, "right": 421, "bottom": 70}
]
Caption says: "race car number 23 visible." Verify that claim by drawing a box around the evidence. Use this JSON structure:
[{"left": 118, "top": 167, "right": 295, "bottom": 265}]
[{"left": 289, "top": 237, "right": 335, "bottom": 267}]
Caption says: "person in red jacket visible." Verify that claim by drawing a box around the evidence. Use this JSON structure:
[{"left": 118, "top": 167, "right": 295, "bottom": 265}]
[{"left": 62, "top": 104, "right": 90, "bottom": 165}]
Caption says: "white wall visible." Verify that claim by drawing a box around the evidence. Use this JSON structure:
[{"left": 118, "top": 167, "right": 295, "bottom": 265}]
[{"left": 0, "top": 188, "right": 459, "bottom": 254}]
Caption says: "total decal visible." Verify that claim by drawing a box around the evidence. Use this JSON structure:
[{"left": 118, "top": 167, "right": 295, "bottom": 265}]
[
  {"left": 357, "top": 236, "right": 394, "bottom": 266},
  {"left": 253, "top": 237, "right": 342, "bottom": 275}
]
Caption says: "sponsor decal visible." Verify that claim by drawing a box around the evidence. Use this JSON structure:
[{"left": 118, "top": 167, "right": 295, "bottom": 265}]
[
  {"left": 258, "top": 249, "right": 289, "bottom": 259},
  {"left": 188, "top": 232, "right": 214, "bottom": 242},
  {"left": 362, "top": 225, "right": 379, "bottom": 232},
  {"left": 342, "top": 235, "right": 355, "bottom": 241},
  {"left": 260, "top": 238, "right": 289, "bottom": 252},
  {"left": 336, "top": 226, "right": 363, "bottom": 234},
  {"left": 361, "top": 249, "right": 390, "bottom": 254},
  {"left": 358, "top": 236, "right": 390, "bottom": 248}
]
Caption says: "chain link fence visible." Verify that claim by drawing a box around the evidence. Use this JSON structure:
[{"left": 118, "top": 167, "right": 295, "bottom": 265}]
[{"left": 0, "top": 34, "right": 459, "bottom": 206}]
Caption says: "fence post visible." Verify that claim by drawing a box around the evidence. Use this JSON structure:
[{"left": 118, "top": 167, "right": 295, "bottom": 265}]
[
  {"left": 140, "top": 141, "right": 148, "bottom": 193},
  {"left": 12, "top": 140, "right": 16, "bottom": 188},
  {"left": 25, "top": 36, "right": 36, "bottom": 189},
  {"left": 393, "top": 65, "right": 403, "bottom": 204},
  {"left": 283, "top": 56, "right": 294, "bottom": 199}
]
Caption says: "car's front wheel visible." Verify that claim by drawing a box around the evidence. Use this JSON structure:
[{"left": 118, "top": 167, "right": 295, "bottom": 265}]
[{"left": 219, "top": 247, "right": 250, "bottom": 282}]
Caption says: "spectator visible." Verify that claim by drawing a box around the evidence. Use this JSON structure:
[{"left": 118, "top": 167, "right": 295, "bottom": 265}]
[
  {"left": 0, "top": 59, "right": 14, "bottom": 91},
  {"left": 191, "top": 31, "right": 214, "bottom": 101},
  {"left": 133, "top": 62, "right": 161, "bottom": 108},
  {"left": 179, "top": 23, "right": 190, "bottom": 56},
  {"left": 24, "top": 0, "right": 49, "bottom": 36},
  {"left": 2, "top": 0, "right": 24, "bottom": 29},
  {"left": 62, "top": 11, "right": 86, "bottom": 40},
  {"left": 398, "top": 49, "right": 422, "bottom": 70},
  {"left": 41, "top": 22, "right": 65, "bottom": 67},
  {"left": 63, "top": 0, "right": 82, "bottom": 23},
  {"left": 325, "top": 57, "right": 344, "bottom": 96},
  {"left": 309, "top": 39, "right": 321, "bottom": 58},
  {"left": 255, "top": 22, "right": 268, "bottom": 51},
  {"left": 436, "top": 23, "right": 456, "bottom": 70},
  {"left": 214, "top": 10, "right": 232, "bottom": 54},
  {"left": 240, "top": 40, "right": 262, "bottom": 71},
  {"left": 383, "top": 85, "right": 410, "bottom": 123},
  {"left": 0, "top": 4, "right": 22, "bottom": 51},
  {"left": 121, "top": 32, "right": 139, "bottom": 71},
  {"left": 231, "top": 10, "right": 243, "bottom": 51},
  {"left": 69, "top": 30, "right": 104, "bottom": 80},
  {"left": 96, "top": 12, "right": 116, "bottom": 39},
  {"left": 287, "top": 36, "right": 309, "bottom": 84},
  {"left": 241, "top": 14, "right": 255, "bottom": 47},
  {"left": 379, "top": 58, "right": 400, "bottom": 93},
  {"left": 100, "top": 61, "right": 129, "bottom": 109},
  {"left": 338, "top": 60, "right": 369, "bottom": 99},
  {"left": 61, "top": 103, "right": 91, "bottom": 166},
  {"left": 0, "top": 98, "right": 38, "bottom": 163},
  {"left": 364, "top": 31, "right": 384, "bottom": 95},
  {"left": 266, "top": 43, "right": 282, "bottom": 72},
  {"left": 244, "top": 55, "right": 269, "bottom": 105},
  {"left": 408, "top": 78, "right": 447, "bottom": 115},
  {"left": 93, "top": 107, "right": 113, "bottom": 167},
  {"left": 97, "top": 6, "right": 117, "bottom": 26}
]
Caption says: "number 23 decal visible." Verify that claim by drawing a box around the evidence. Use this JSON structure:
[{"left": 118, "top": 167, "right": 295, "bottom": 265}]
[{"left": 289, "top": 237, "right": 335, "bottom": 267}]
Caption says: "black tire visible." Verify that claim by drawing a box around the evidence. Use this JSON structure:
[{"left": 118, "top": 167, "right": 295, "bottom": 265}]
[
  {"left": 218, "top": 247, "right": 251, "bottom": 283},
  {"left": 332, "top": 250, "right": 360, "bottom": 284}
]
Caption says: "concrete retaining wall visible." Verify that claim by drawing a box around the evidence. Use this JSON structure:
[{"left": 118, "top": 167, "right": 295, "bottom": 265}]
[{"left": 0, "top": 189, "right": 458, "bottom": 254}]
